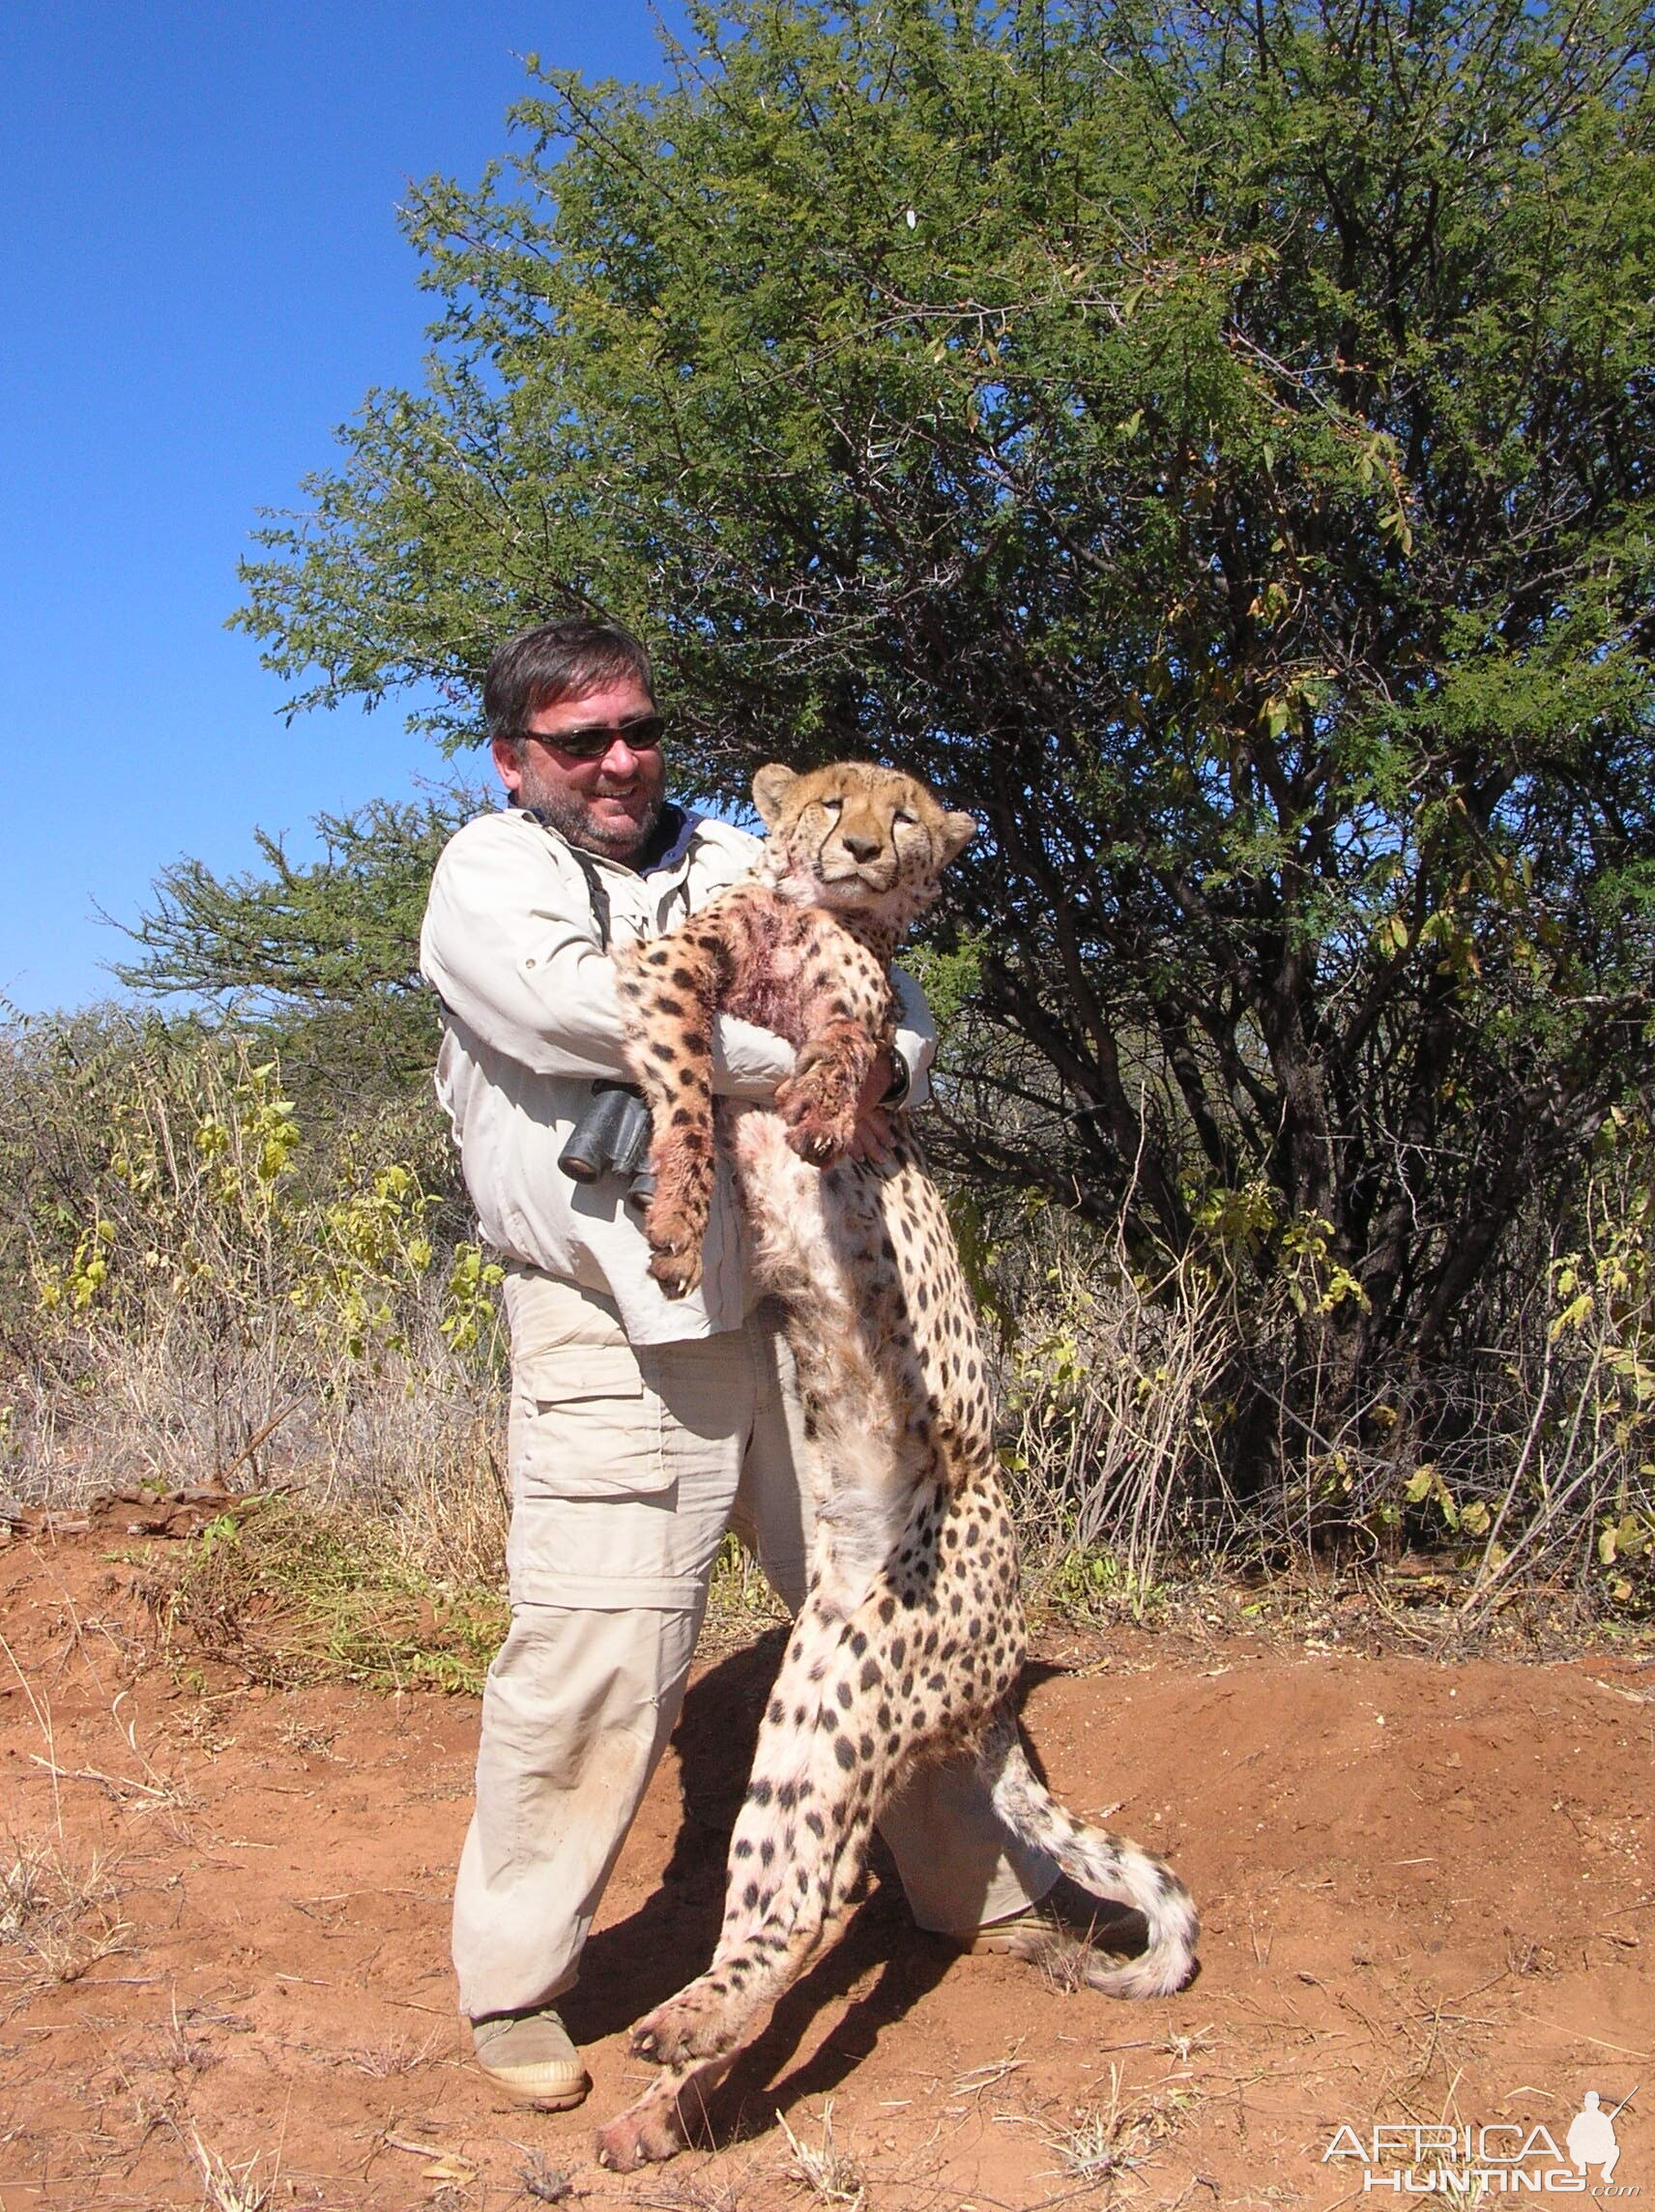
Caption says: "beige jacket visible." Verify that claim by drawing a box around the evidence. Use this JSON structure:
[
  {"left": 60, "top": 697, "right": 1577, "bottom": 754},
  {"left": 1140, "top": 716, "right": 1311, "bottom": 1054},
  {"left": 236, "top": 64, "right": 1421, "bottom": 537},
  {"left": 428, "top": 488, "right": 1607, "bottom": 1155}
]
[{"left": 420, "top": 804, "right": 936, "bottom": 1344}]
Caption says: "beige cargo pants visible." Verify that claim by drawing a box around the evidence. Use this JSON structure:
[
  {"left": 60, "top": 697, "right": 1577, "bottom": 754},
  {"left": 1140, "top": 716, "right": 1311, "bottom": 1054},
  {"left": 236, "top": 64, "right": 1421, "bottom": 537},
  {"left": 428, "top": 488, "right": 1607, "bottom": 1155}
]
[{"left": 451, "top": 1266, "right": 1057, "bottom": 2023}]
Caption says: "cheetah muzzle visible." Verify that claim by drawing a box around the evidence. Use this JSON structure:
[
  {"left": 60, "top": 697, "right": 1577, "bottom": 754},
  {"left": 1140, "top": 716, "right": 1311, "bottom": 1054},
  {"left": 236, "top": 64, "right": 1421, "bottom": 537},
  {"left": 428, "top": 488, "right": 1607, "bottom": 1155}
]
[{"left": 601, "top": 760, "right": 1199, "bottom": 2170}]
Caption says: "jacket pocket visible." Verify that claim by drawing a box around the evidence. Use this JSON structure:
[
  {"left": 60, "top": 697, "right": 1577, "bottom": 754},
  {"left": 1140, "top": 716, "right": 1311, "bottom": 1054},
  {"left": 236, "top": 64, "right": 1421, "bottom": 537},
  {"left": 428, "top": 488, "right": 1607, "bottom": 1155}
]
[{"left": 510, "top": 1343, "right": 669, "bottom": 1500}]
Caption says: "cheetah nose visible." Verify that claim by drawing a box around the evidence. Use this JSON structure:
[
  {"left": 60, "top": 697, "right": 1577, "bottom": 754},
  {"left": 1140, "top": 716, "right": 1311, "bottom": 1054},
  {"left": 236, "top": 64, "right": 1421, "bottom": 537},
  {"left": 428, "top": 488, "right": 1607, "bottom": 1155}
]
[{"left": 842, "top": 832, "right": 883, "bottom": 862}]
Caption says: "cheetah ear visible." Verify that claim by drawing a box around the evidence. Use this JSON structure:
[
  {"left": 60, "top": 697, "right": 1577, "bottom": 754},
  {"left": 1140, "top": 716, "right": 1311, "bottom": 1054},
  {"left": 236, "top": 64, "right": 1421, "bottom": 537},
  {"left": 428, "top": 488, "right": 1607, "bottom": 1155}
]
[
  {"left": 940, "top": 811, "right": 977, "bottom": 863},
  {"left": 752, "top": 763, "right": 798, "bottom": 828}
]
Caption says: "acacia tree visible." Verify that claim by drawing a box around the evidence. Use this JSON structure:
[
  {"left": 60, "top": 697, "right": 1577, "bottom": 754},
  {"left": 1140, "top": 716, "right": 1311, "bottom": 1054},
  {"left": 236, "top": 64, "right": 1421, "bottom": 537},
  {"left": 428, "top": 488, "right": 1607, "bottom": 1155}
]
[
  {"left": 115, "top": 795, "right": 474, "bottom": 1096},
  {"left": 239, "top": 0, "right": 1655, "bottom": 1423}
]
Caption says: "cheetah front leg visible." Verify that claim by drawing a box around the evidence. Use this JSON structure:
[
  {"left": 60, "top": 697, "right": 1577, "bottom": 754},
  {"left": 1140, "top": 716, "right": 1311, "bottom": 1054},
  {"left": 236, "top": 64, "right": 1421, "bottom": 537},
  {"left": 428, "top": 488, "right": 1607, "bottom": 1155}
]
[
  {"left": 772, "top": 919, "right": 891, "bottom": 1165},
  {"left": 615, "top": 930, "right": 724, "bottom": 1297},
  {"left": 774, "top": 1021, "right": 879, "bottom": 1164}
]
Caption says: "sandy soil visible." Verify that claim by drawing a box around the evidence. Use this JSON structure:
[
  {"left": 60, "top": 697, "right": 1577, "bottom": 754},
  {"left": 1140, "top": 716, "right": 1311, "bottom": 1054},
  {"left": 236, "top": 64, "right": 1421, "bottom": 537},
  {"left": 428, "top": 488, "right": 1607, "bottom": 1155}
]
[{"left": 0, "top": 1521, "right": 1651, "bottom": 2212}]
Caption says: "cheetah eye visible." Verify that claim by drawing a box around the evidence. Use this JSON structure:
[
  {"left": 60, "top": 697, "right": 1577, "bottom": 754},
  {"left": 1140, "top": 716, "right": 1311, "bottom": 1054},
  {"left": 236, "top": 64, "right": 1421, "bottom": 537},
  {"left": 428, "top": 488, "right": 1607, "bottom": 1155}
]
[
  {"left": 892, "top": 808, "right": 915, "bottom": 826},
  {"left": 820, "top": 798, "right": 844, "bottom": 816}
]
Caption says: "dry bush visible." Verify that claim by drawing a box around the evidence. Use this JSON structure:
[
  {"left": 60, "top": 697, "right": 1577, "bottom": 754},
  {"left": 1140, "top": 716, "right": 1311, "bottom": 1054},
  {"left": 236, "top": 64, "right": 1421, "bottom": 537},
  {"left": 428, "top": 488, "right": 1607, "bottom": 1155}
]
[
  {"left": 1202, "top": 1126, "right": 1655, "bottom": 1626},
  {"left": 971, "top": 1149, "right": 1655, "bottom": 1621},
  {"left": 6, "top": 1006, "right": 1651, "bottom": 1642},
  {"left": 1416, "top": 1128, "right": 1655, "bottom": 1634},
  {"left": 1, "top": 1013, "right": 508, "bottom": 1579},
  {"left": 991, "top": 1218, "right": 1235, "bottom": 1609}
]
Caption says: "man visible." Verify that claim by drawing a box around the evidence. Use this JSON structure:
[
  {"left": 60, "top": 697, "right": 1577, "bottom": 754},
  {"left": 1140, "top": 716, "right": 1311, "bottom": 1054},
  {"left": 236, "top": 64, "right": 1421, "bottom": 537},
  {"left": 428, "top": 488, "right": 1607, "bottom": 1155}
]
[{"left": 421, "top": 616, "right": 1092, "bottom": 2111}]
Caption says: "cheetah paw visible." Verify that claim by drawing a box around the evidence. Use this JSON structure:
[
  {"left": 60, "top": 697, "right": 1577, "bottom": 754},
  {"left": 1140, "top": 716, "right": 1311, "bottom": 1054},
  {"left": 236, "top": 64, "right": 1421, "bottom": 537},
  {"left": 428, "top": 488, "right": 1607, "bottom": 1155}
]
[
  {"left": 775, "top": 1075, "right": 857, "bottom": 1166},
  {"left": 645, "top": 1200, "right": 706, "bottom": 1297},
  {"left": 594, "top": 2088, "right": 692, "bottom": 2171},
  {"left": 648, "top": 1243, "right": 704, "bottom": 1298},
  {"left": 628, "top": 1981, "right": 735, "bottom": 2068}
]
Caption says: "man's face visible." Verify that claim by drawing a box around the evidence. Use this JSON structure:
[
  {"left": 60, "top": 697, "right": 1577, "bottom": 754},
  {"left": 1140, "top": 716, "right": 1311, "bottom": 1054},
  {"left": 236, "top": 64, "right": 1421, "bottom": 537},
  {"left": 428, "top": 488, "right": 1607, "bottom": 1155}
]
[{"left": 490, "top": 675, "right": 667, "bottom": 862}]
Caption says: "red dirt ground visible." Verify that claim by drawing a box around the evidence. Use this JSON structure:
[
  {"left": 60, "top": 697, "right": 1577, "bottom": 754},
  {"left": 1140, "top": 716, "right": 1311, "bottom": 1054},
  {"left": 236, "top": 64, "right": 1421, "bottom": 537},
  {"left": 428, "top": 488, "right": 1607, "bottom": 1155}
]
[{"left": 1, "top": 1522, "right": 1651, "bottom": 2212}]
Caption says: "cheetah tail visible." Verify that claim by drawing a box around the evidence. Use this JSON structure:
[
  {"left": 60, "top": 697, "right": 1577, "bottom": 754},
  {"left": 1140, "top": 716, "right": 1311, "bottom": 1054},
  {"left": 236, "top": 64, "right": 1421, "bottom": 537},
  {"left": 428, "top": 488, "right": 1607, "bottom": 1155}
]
[{"left": 977, "top": 1716, "right": 1200, "bottom": 2000}]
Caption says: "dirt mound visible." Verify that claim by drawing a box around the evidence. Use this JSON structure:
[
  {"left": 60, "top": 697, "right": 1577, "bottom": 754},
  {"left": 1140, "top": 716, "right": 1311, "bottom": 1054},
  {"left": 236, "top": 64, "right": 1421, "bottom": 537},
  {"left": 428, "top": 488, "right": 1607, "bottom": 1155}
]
[{"left": 1, "top": 1527, "right": 1650, "bottom": 2209}]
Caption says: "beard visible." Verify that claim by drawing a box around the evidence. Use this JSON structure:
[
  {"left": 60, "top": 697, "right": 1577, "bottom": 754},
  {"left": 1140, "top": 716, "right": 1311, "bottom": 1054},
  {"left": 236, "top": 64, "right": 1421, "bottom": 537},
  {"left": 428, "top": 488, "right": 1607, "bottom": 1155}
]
[{"left": 515, "top": 764, "right": 665, "bottom": 862}]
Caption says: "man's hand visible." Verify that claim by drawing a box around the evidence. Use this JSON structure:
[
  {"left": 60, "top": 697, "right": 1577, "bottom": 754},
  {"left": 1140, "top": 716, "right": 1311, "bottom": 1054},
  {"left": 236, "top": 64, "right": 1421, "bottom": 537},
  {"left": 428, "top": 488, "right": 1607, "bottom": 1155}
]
[{"left": 850, "top": 1050, "right": 898, "bottom": 1167}]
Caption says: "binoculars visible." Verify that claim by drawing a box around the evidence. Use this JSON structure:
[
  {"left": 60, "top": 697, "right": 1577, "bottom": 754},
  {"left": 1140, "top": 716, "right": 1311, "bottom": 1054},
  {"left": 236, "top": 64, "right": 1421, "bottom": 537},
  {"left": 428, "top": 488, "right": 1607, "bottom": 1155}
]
[{"left": 558, "top": 1080, "right": 657, "bottom": 1208}]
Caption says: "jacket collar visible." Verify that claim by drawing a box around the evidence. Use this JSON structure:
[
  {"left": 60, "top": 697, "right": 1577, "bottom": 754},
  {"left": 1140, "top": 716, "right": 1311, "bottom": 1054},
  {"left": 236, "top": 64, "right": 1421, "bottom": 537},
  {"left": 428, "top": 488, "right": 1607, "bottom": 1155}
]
[
  {"left": 640, "top": 803, "right": 705, "bottom": 877},
  {"left": 514, "top": 800, "right": 706, "bottom": 879}
]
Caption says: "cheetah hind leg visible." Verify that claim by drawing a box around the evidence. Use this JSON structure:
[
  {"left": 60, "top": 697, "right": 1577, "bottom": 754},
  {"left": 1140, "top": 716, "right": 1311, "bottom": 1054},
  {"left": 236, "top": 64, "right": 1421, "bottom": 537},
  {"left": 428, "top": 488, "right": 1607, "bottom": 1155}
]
[
  {"left": 625, "top": 1616, "right": 886, "bottom": 2073},
  {"left": 597, "top": 1605, "right": 893, "bottom": 2177},
  {"left": 596, "top": 1757, "right": 876, "bottom": 2170},
  {"left": 626, "top": 1785, "right": 876, "bottom": 2076}
]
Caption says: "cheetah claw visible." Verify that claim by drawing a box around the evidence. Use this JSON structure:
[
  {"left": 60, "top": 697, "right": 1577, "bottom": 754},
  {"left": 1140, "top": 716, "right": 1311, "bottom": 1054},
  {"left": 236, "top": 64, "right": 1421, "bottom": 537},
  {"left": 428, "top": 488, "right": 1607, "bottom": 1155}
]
[
  {"left": 644, "top": 1197, "right": 707, "bottom": 1297},
  {"left": 775, "top": 1075, "right": 857, "bottom": 1165},
  {"left": 789, "top": 1118, "right": 855, "bottom": 1166},
  {"left": 648, "top": 1244, "right": 704, "bottom": 1298},
  {"left": 628, "top": 1983, "right": 731, "bottom": 2067}
]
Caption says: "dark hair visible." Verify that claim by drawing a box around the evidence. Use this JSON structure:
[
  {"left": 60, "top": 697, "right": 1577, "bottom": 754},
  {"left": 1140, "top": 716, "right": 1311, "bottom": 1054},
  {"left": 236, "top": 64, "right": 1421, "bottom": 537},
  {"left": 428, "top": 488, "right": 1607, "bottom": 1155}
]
[{"left": 483, "top": 618, "right": 654, "bottom": 743}]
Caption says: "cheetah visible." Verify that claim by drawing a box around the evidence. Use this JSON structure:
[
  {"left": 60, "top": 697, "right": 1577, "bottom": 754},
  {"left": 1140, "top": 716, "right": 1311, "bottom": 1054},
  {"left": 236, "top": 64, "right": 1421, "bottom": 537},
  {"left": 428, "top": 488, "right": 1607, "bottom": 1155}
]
[{"left": 598, "top": 761, "right": 1199, "bottom": 2170}]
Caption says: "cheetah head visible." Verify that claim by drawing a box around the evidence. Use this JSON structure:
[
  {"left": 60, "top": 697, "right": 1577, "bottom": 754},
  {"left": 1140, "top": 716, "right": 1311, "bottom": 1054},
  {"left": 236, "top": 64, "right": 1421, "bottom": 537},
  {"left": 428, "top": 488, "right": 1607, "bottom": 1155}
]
[{"left": 751, "top": 761, "right": 975, "bottom": 927}]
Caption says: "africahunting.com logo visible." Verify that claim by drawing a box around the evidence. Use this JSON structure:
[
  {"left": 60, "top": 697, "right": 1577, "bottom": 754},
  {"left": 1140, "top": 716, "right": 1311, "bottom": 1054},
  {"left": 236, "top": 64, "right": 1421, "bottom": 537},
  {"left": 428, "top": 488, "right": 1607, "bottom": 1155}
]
[{"left": 1323, "top": 2089, "right": 1639, "bottom": 2194}]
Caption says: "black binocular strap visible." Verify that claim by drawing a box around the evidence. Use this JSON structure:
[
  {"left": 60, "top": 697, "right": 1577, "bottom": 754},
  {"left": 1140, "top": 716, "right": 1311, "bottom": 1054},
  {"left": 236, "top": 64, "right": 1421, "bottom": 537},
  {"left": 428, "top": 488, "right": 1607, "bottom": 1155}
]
[
  {"left": 568, "top": 844, "right": 693, "bottom": 951},
  {"left": 568, "top": 848, "right": 616, "bottom": 951}
]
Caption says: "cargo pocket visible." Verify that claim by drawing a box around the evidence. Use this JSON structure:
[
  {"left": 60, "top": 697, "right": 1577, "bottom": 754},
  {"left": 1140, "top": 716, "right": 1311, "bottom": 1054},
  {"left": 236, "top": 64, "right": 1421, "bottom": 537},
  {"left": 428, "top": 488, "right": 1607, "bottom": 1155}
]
[{"left": 510, "top": 1344, "right": 670, "bottom": 1501}]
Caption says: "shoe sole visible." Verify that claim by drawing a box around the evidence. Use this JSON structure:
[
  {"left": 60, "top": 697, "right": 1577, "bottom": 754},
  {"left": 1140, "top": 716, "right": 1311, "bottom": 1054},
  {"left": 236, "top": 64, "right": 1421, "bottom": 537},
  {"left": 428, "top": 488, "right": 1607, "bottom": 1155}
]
[
  {"left": 967, "top": 1910, "right": 1055, "bottom": 1955},
  {"left": 476, "top": 2063, "right": 592, "bottom": 2111}
]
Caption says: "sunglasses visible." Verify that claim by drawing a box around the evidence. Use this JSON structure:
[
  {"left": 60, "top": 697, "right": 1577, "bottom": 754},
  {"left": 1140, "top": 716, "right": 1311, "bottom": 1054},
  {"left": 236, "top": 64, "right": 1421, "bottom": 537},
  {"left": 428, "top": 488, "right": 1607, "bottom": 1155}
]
[{"left": 517, "top": 714, "right": 666, "bottom": 763}]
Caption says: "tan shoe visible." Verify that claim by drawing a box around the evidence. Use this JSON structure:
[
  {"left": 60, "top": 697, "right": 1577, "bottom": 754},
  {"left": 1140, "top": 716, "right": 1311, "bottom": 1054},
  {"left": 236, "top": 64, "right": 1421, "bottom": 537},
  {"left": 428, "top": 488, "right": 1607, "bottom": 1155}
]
[
  {"left": 471, "top": 2008, "right": 591, "bottom": 2109},
  {"left": 968, "top": 1875, "right": 1147, "bottom": 1988}
]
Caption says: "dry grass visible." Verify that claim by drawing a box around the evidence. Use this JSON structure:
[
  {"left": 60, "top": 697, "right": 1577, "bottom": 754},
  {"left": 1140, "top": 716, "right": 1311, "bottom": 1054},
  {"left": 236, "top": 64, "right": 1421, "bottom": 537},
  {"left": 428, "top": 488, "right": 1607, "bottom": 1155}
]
[
  {"left": 0, "top": 1832, "right": 130, "bottom": 1991},
  {"left": 346, "top": 2028, "right": 445, "bottom": 2077},
  {"left": 1021, "top": 2064, "right": 1185, "bottom": 2190},
  {"left": 775, "top": 2100, "right": 866, "bottom": 2210},
  {"left": 518, "top": 2153, "right": 577, "bottom": 2203},
  {"left": 702, "top": 1532, "right": 791, "bottom": 1652},
  {"left": 153, "top": 1994, "right": 228, "bottom": 2076},
  {"left": 274, "top": 1710, "right": 339, "bottom": 1759},
  {"left": 184, "top": 2123, "right": 275, "bottom": 2212},
  {"left": 8, "top": 1318, "right": 509, "bottom": 1586},
  {"left": 143, "top": 1493, "right": 508, "bottom": 1694}
]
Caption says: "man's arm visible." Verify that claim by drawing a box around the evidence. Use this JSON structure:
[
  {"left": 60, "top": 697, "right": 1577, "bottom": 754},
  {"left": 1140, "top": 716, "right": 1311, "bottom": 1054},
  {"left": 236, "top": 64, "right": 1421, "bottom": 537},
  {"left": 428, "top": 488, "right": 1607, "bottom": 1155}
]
[
  {"left": 420, "top": 816, "right": 793, "bottom": 1100},
  {"left": 889, "top": 964, "right": 938, "bottom": 1112},
  {"left": 849, "top": 965, "right": 940, "bottom": 1165}
]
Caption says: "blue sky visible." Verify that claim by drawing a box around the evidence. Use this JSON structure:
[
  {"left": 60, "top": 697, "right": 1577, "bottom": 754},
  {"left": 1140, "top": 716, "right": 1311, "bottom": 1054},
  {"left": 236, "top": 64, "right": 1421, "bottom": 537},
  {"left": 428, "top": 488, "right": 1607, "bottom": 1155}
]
[{"left": 0, "top": 2, "right": 685, "bottom": 1014}]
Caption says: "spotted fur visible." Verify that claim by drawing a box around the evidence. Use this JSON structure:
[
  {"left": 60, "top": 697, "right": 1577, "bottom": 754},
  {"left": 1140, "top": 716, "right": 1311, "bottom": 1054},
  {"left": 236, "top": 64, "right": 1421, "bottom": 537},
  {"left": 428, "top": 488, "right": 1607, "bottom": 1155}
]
[{"left": 600, "top": 762, "right": 1198, "bottom": 2170}]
